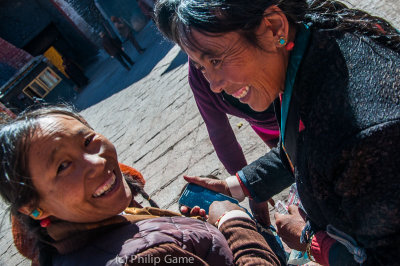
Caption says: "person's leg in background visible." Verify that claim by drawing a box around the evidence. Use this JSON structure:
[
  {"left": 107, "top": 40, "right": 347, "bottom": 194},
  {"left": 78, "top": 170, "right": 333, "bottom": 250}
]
[
  {"left": 113, "top": 53, "right": 131, "bottom": 70},
  {"left": 119, "top": 49, "right": 135, "bottom": 66},
  {"left": 127, "top": 32, "right": 145, "bottom": 54}
]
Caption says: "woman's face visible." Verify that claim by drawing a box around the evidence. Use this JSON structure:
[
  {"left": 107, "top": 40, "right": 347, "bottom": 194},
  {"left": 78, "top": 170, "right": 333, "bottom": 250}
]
[
  {"left": 27, "top": 115, "right": 132, "bottom": 223},
  {"left": 184, "top": 25, "right": 288, "bottom": 112}
]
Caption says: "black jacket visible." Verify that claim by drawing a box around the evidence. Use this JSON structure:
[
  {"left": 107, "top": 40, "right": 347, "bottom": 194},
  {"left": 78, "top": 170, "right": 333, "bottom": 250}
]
[{"left": 241, "top": 28, "right": 400, "bottom": 265}]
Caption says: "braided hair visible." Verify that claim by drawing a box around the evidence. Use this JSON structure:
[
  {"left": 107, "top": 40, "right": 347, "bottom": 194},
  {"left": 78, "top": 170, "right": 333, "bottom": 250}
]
[{"left": 124, "top": 174, "right": 159, "bottom": 208}]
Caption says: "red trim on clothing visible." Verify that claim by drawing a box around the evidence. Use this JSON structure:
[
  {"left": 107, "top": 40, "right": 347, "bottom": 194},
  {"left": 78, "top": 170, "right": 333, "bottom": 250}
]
[
  {"left": 310, "top": 231, "right": 337, "bottom": 266},
  {"left": 299, "top": 119, "right": 305, "bottom": 131},
  {"left": 251, "top": 124, "right": 280, "bottom": 142},
  {"left": 236, "top": 173, "right": 251, "bottom": 197}
]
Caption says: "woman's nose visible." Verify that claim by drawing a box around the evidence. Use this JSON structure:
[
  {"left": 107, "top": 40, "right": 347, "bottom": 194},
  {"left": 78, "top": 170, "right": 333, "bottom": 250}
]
[
  {"left": 83, "top": 154, "right": 106, "bottom": 179},
  {"left": 204, "top": 71, "right": 226, "bottom": 93}
]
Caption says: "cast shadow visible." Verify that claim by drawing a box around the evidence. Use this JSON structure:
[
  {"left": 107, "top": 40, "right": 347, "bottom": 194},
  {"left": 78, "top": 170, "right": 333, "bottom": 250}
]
[
  {"left": 161, "top": 50, "right": 188, "bottom": 75},
  {"left": 73, "top": 23, "right": 175, "bottom": 110}
]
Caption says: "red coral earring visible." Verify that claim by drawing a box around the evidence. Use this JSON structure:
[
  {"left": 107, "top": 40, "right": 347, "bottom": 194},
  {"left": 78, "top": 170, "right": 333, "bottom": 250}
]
[
  {"left": 285, "top": 42, "right": 295, "bottom": 51},
  {"left": 40, "top": 218, "right": 51, "bottom": 228}
]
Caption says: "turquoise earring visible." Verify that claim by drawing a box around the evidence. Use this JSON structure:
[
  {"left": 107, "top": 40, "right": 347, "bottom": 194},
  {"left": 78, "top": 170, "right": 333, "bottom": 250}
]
[
  {"left": 30, "top": 208, "right": 43, "bottom": 219},
  {"left": 278, "top": 36, "right": 287, "bottom": 46}
]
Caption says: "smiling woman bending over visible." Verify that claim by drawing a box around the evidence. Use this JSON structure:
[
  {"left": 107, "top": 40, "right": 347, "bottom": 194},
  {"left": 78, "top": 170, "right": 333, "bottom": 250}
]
[{"left": 155, "top": 0, "right": 400, "bottom": 264}]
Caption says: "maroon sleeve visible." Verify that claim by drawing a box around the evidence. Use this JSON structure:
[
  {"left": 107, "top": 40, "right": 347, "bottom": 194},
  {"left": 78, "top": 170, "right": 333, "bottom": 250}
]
[{"left": 188, "top": 62, "right": 247, "bottom": 174}]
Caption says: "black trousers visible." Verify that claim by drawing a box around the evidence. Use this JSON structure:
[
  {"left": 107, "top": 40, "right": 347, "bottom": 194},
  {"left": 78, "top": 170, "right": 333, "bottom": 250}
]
[
  {"left": 114, "top": 50, "right": 134, "bottom": 70},
  {"left": 127, "top": 32, "right": 144, "bottom": 53}
]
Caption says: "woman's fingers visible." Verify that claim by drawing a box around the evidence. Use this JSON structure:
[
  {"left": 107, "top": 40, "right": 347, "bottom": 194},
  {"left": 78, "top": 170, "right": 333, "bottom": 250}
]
[
  {"left": 199, "top": 208, "right": 206, "bottom": 217},
  {"left": 273, "top": 206, "right": 307, "bottom": 251},
  {"left": 183, "top": 175, "right": 231, "bottom": 195},
  {"left": 190, "top": 206, "right": 200, "bottom": 216},
  {"left": 180, "top": 205, "right": 189, "bottom": 214},
  {"left": 274, "top": 212, "right": 283, "bottom": 226},
  {"left": 288, "top": 204, "right": 299, "bottom": 214},
  {"left": 249, "top": 199, "right": 271, "bottom": 226},
  {"left": 181, "top": 205, "right": 207, "bottom": 218}
]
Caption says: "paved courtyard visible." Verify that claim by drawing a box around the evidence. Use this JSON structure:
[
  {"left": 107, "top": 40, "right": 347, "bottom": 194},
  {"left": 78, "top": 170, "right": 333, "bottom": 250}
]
[{"left": 1, "top": 1, "right": 399, "bottom": 264}]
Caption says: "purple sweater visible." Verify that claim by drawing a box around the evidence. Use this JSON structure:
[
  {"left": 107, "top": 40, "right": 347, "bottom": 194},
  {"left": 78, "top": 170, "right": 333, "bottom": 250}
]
[
  {"left": 52, "top": 216, "right": 234, "bottom": 265},
  {"left": 188, "top": 62, "right": 279, "bottom": 174}
]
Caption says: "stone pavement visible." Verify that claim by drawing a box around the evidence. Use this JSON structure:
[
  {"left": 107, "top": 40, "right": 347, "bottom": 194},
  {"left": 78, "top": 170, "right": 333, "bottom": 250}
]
[{"left": 1, "top": 1, "right": 399, "bottom": 265}]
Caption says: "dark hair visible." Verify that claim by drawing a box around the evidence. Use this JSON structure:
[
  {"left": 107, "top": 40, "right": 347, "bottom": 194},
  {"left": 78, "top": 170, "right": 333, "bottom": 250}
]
[
  {"left": 124, "top": 175, "right": 159, "bottom": 208},
  {"left": 154, "top": 0, "right": 400, "bottom": 53}
]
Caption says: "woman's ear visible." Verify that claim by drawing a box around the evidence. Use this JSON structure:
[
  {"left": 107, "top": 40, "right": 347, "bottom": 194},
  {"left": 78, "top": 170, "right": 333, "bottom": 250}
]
[
  {"left": 18, "top": 205, "right": 51, "bottom": 220},
  {"left": 260, "top": 5, "right": 290, "bottom": 44}
]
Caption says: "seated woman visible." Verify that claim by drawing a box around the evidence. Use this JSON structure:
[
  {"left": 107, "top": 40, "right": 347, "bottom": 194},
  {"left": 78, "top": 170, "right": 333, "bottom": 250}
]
[{"left": 0, "top": 105, "right": 280, "bottom": 266}]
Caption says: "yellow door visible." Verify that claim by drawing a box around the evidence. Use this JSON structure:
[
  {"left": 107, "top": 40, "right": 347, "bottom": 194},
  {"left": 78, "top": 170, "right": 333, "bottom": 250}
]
[{"left": 43, "top": 46, "right": 68, "bottom": 77}]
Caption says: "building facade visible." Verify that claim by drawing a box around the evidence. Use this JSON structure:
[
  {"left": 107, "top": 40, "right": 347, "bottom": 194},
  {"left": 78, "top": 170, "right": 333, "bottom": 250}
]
[{"left": 0, "top": 0, "right": 151, "bottom": 114}]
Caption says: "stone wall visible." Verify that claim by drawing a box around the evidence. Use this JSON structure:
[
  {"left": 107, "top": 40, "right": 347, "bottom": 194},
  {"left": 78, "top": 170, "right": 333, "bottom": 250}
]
[
  {"left": 0, "top": 38, "right": 33, "bottom": 86},
  {"left": 51, "top": 0, "right": 104, "bottom": 44},
  {"left": 0, "top": 0, "right": 99, "bottom": 65}
]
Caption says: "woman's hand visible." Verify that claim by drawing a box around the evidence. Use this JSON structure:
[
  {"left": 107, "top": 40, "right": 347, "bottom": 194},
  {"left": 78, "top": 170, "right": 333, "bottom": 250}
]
[
  {"left": 249, "top": 198, "right": 273, "bottom": 226},
  {"left": 274, "top": 205, "right": 307, "bottom": 251},
  {"left": 180, "top": 205, "right": 207, "bottom": 218},
  {"left": 208, "top": 200, "right": 245, "bottom": 226},
  {"left": 180, "top": 175, "right": 231, "bottom": 219},
  {"left": 183, "top": 175, "right": 231, "bottom": 196}
]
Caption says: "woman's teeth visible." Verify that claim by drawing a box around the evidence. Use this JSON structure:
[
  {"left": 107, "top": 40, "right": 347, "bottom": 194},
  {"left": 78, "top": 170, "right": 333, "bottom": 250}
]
[
  {"left": 232, "top": 86, "right": 249, "bottom": 99},
  {"left": 93, "top": 172, "right": 116, "bottom": 198}
]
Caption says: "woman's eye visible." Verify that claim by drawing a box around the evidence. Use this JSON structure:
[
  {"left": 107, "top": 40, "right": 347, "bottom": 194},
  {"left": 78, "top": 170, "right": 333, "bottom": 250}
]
[
  {"left": 84, "top": 135, "right": 94, "bottom": 147},
  {"left": 210, "top": 59, "right": 221, "bottom": 66},
  {"left": 194, "top": 63, "right": 206, "bottom": 72},
  {"left": 57, "top": 161, "right": 71, "bottom": 174},
  {"left": 198, "top": 65, "right": 206, "bottom": 73}
]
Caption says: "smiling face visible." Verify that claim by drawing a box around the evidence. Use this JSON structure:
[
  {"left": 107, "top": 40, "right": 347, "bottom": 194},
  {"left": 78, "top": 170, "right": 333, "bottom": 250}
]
[
  {"left": 184, "top": 20, "right": 289, "bottom": 112},
  {"left": 27, "top": 115, "right": 132, "bottom": 223}
]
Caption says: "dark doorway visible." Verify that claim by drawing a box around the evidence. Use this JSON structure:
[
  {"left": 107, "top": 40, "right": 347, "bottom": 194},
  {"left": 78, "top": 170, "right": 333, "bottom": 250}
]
[{"left": 23, "top": 23, "right": 76, "bottom": 60}]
